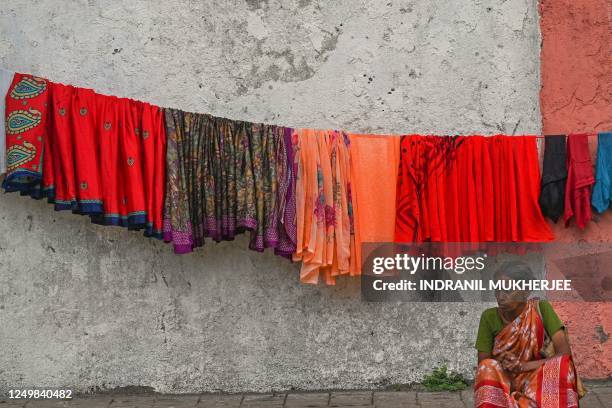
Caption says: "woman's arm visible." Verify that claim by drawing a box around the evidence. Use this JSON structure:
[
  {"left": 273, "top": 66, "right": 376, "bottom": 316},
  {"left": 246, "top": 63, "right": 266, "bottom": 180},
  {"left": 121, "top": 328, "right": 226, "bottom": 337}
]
[
  {"left": 550, "top": 328, "right": 571, "bottom": 356},
  {"left": 515, "top": 330, "right": 572, "bottom": 372}
]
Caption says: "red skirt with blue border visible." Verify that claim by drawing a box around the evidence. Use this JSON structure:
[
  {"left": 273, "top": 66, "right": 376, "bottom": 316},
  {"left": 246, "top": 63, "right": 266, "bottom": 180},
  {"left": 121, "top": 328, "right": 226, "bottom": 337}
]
[{"left": 3, "top": 76, "right": 166, "bottom": 239}]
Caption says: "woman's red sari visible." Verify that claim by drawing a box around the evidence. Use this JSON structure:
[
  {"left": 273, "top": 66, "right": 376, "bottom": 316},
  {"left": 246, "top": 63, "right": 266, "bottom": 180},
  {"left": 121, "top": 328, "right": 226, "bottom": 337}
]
[{"left": 475, "top": 300, "right": 578, "bottom": 407}]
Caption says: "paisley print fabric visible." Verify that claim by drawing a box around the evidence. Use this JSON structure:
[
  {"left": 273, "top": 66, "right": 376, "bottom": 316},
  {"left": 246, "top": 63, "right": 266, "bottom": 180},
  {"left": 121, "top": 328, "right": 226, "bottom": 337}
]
[
  {"left": 10, "top": 76, "right": 47, "bottom": 99},
  {"left": 6, "top": 141, "right": 37, "bottom": 170},
  {"left": 475, "top": 300, "right": 579, "bottom": 407},
  {"left": 163, "top": 108, "right": 292, "bottom": 254},
  {"left": 0, "top": 68, "right": 15, "bottom": 175},
  {"left": 2, "top": 72, "right": 50, "bottom": 197},
  {"left": 7, "top": 108, "right": 42, "bottom": 134},
  {"left": 3, "top": 77, "right": 166, "bottom": 239}
]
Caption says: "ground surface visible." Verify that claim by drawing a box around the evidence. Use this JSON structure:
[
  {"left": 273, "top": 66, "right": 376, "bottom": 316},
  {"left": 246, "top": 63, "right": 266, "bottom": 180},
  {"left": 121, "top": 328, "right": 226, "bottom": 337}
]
[{"left": 1, "top": 385, "right": 611, "bottom": 408}]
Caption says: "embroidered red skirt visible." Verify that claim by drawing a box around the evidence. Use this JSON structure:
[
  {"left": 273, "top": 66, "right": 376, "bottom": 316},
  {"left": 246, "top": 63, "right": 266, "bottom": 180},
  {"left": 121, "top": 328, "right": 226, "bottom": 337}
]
[
  {"left": 42, "top": 82, "right": 166, "bottom": 238},
  {"left": 395, "top": 135, "right": 554, "bottom": 243}
]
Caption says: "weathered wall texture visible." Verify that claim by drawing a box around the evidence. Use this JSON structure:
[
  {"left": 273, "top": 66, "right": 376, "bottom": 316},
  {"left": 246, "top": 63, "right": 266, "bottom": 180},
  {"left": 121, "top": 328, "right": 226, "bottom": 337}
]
[
  {"left": 539, "top": 0, "right": 612, "bottom": 379},
  {"left": 0, "top": 0, "right": 547, "bottom": 393},
  {"left": 539, "top": 0, "right": 611, "bottom": 134}
]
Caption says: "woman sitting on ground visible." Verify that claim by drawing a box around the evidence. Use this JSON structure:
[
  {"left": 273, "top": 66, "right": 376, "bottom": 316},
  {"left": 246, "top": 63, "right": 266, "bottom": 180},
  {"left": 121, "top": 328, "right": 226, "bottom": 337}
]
[{"left": 474, "top": 261, "right": 579, "bottom": 407}]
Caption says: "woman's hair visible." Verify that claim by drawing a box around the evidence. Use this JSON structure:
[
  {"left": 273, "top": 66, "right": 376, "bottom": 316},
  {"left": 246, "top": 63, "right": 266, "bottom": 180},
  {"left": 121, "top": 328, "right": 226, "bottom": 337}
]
[{"left": 493, "top": 260, "right": 535, "bottom": 282}]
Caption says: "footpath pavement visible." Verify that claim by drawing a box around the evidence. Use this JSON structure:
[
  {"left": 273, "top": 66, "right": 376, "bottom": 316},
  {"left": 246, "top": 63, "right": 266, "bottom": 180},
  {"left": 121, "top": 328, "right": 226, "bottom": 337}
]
[{"left": 1, "top": 384, "right": 610, "bottom": 407}]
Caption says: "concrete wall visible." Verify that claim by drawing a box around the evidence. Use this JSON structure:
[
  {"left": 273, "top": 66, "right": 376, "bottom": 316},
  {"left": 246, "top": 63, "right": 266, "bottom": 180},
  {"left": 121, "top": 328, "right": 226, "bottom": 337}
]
[
  {"left": 1, "top": 0, "right": 545, "bottom": 393},
  {"left": 539, "top": 0, "right": 611, "bottom": 134},
  {"left": 539, "top": 0, "right": 612, "bottom": 379}
]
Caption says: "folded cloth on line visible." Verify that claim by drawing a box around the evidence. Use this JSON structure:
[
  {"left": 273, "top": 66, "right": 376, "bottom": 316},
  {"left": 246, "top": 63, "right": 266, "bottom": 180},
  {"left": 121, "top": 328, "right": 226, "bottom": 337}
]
[
  {"left": 2, "top": 72, "right": 50, "bottom": 196},
  {"left": 592, "top": 132, "right": 612, "bottom": 213},
  {"left": 394, "top": 135, "right": 554, "bottom": 243},
  {"left": 45, "top": 82, "right": 167, "bottom": 237},
  {"left": 564, "top": 133, "right": 595, "bottom": 228},
  {"left": 163, "top": 108, "right": 293, "bottom": 255},
  {"left": 539, "top": 135, "right": 567, "bottom": 223}
]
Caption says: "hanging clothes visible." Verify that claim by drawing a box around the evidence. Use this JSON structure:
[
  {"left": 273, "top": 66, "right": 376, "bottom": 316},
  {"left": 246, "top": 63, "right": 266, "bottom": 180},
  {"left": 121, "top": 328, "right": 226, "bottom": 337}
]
[
  {"left": 293, "top": 129, "right": 354, "bottom": 284},
  {"left": 0, "top": 68, "right": 15, "bottom": 176},
  {"left": 162, "top": 108, "right": 291, "bottom": 254},
  {"left": 274, "top": 127, "right": 297, "bottom": 258},
  {"left": 87, "top": 98, "right": 167, "bottom": 237},
  {"left": 395, "top": 135, "right": 467, "bottom": 242},
  {"left": 328, "top": 131, "right": 353, "bottom": 278},
  {"left": 348, "top": 134, "right": 400, "bottom": 273},
  {"left": 539, "top": 135, "right": 567, "bottom": 222},
  {"left": 2, "top": 73, "right": 50, "bottom": 196},
  {"left": 395, "top": 135, "right": 483, "bottom": 243},
  {"left": 592, "top": 132, "right": 612, "bottom": 213},
  {"left": 248, "top": 122, "right": 289, "bottom": 252},
  {"left": 500, "top": 135, "right": 554, "bottom": 242},
  {"left": 564, "top": 134, "right": 594, "bottom": 228},
  {"left": 293, "top": 129, "right": 321, "bottom": 280},
  {"left": 394, "top": 135, "right": 553, "bottom": 243},
  {"left": 140, "top": 102, "right": 168, "bottom": 238},
  {"left": 394, "top": 135, "right": 425, "bottom": 243},
  {"left": 48, "top": 85, "right": 104, "bottom": 212},
  {"left": 40, "top": 82, "right": 166, "bottom": 236}
]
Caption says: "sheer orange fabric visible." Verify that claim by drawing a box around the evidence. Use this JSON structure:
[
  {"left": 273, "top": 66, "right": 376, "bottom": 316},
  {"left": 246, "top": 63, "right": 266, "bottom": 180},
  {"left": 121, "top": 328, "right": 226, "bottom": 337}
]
[
  {"left": 293, "top": 129, "right": 354, "bottom": 284},
  {"left": 348, "top": 134, "right": 400, "bottom": 274}
]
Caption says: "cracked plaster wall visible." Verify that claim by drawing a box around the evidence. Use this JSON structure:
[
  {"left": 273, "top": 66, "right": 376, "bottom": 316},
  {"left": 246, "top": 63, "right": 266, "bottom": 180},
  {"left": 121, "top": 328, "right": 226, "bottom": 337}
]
[{"left": 0, "top": 0, "right": 552, "bottom": 393}]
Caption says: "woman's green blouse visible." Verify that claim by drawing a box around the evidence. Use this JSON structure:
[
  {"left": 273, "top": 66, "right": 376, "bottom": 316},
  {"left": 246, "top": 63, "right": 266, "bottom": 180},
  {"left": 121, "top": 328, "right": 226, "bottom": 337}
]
[{"left": 474, "top": 300, "right": 564, "bottom": 353}]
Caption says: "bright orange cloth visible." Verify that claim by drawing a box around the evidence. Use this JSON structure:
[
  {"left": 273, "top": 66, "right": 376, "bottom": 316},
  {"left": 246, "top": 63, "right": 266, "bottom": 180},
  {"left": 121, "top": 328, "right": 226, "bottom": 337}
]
[
  {"left": 348, "top": 134, "right": 400, "bottom": 274},
  {"left": 293, "top": 129, "right": 354, "bottom": 284}
]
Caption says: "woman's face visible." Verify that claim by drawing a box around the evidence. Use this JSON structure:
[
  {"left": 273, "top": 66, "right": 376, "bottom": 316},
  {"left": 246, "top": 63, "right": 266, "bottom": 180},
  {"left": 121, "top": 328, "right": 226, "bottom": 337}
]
[{"left": 495, "top": 275, "right": 529, "bottom": 311}]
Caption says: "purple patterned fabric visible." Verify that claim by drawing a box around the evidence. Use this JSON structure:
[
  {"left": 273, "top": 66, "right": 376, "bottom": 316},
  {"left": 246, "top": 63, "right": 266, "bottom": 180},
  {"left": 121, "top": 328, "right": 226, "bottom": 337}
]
[
  {"left": 163, "top": 108, "right": 295, "bottom": 257},
  {"left": 274, "top": 127, "right": 297, "bottom": 257}
]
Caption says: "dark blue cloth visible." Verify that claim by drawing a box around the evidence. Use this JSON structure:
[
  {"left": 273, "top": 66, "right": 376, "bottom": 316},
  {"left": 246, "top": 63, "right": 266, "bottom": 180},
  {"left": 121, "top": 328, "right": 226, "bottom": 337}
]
[{"left": 539, "top": 135, "right": 567, "bottom": 222}]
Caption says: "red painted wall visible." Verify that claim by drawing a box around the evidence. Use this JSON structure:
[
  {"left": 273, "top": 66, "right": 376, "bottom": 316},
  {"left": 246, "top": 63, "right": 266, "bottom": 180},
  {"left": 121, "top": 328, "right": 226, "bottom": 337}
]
[
  {"left": 539, "top": 0, "right": 612, "bottom": 379},
  {"left": 540, "top": 0, "right": 611, "bottom": 134}
]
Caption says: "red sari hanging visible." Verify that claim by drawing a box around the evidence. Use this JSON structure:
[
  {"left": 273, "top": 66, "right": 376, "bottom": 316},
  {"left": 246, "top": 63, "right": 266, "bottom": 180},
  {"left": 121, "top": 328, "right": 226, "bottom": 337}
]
[
  {"left": 34, "top": 81, "right": 167, "bottom": 238},
  {"left": 395, "top": 135, "right": 554, "bottom": 243}
]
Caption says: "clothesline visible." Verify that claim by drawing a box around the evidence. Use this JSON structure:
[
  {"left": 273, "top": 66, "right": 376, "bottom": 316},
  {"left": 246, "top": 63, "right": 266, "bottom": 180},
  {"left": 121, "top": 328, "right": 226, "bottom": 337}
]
[
  {"left": 0, "top": 67, "right": 603, "bottom": 141},
  {"left": 1, "top": 70, "right": 611, "bottom": 286},
  {"left": 534, "top": 134, "right": 600, "bottom": 139}
]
